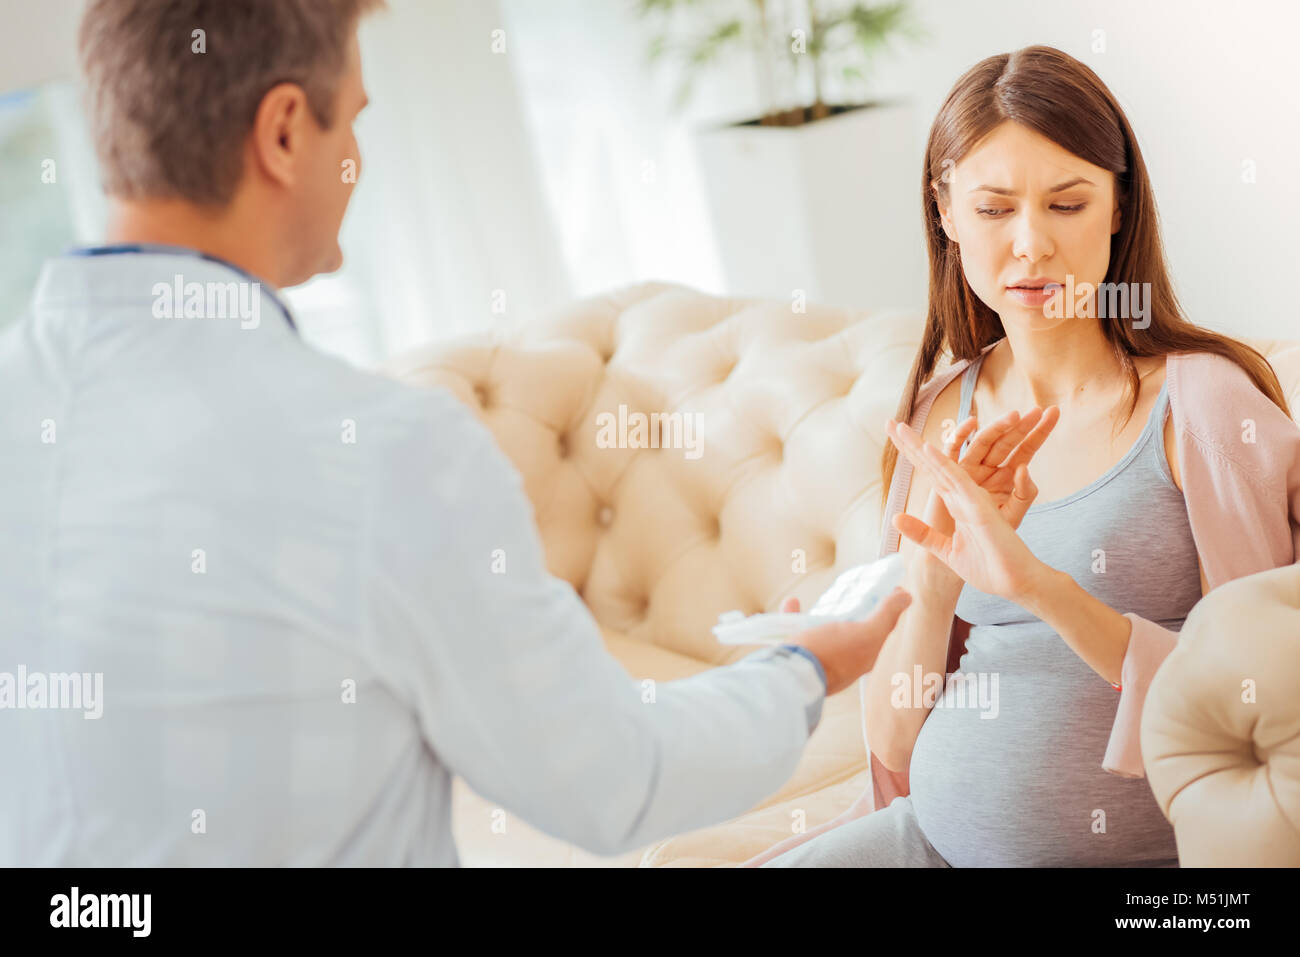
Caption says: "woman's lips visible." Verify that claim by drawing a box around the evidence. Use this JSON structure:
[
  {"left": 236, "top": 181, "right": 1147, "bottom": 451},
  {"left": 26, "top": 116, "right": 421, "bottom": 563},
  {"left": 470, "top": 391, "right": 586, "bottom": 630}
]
[{"left": 1006, "top": 285, "right": 1060, "bottom": 307}]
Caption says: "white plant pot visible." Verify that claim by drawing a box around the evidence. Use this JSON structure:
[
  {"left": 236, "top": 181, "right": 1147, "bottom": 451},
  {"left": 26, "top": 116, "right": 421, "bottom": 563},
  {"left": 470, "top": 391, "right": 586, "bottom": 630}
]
[{"left": 693, "top": 101, "right": 926, "bottom": 313}]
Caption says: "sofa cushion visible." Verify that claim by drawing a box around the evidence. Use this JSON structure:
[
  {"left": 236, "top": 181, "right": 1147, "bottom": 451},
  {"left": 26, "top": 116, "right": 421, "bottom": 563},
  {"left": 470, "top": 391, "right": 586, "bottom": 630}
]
[
  {"left": 1142, "top": 563, "right": 1300, "bottom": 866},
  {"left": 387, "top": 283, "right": 926, "bottom": 659}
]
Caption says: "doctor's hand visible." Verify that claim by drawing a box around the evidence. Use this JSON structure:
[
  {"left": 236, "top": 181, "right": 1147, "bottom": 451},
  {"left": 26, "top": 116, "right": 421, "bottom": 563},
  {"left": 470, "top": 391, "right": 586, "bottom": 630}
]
[
  {"left": 783, "top": 588, "right": 913, "bottom": 696},
  {"left": 887, "top": 419, "right": 1047, "bottom": 602}
]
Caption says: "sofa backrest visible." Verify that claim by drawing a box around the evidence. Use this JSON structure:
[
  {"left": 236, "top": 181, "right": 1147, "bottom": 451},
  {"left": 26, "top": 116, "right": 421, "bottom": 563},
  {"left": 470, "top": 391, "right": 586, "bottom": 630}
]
[{"left": 384, "top": 282, "right": 1300, "bottom": 667}]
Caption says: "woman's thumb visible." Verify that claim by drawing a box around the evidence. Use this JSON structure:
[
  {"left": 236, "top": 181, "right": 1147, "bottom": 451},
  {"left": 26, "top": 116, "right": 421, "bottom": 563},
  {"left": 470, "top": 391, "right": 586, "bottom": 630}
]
[{"left": 1005, "top": 464, "right": 1037, "bottom": 525}]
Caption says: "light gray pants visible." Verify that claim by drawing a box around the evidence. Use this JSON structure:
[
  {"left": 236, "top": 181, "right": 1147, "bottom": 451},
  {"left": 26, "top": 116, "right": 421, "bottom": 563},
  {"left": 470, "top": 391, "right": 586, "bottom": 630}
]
[{"left": 760, "top": 796, "right": 951, "bottom": 867}]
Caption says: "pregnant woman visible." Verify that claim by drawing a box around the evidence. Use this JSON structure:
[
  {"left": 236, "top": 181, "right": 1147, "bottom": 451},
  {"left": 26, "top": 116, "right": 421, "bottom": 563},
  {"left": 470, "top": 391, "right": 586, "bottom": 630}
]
[{"left": 755, "top": 44, "right": 1300, "bottom": 867}]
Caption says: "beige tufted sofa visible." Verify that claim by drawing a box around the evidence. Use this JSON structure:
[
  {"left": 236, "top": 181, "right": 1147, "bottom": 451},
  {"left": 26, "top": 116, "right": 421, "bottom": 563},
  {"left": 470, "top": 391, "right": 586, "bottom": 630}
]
[{"left": 382, "top": 281, "right": 1300, "bottom": 867}]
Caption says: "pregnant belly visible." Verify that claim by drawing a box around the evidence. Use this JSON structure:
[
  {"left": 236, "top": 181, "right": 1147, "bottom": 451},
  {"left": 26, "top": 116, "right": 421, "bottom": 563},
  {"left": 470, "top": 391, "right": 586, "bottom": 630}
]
[{"left": 906, "top": 665, "right": 1178, "bottom": 867}]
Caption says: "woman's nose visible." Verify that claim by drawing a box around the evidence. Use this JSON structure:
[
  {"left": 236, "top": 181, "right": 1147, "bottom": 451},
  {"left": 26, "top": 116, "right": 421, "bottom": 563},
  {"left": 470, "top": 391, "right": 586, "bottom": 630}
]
[{"left": 1011, "top": 208, "right": 1054, "bottom": 263}]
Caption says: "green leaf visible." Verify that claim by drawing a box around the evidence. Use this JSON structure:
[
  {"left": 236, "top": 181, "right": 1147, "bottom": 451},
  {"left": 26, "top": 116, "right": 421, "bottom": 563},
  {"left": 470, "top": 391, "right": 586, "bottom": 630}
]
[
  {"left": 647, "top": 33, "right": 670, "bottom": 64},
  {"left": 684, "top": 18, "right": 745, "bottom": 67},
  {"left": 850, "top": 2, "right": 913, "bottom": 49}
]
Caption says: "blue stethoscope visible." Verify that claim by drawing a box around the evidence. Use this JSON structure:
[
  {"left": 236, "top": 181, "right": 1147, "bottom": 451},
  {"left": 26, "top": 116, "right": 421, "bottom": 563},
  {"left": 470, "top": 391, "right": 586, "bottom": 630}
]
[{"left": 64, "top": 243, "right": 298, "bottom": 334}]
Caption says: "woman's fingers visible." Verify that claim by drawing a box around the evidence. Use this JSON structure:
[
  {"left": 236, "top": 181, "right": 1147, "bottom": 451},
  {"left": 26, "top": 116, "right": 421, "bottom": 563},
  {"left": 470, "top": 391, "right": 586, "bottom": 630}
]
[
  {"left": 893, "top": 512, "right": 952, "bottom": 564},
  {"left": 977, "top": 407, "right": 1043, "bottom": 468},
  {"left": 943, "top": 416, "right": 978, "bottom": 461},
  {"left": 888, "top": 419, "right": 1009, "bottom": 521},
  {"left": 906, "top": 424, "right": 986, "bottom": 500},
  {"left": 961, "top": 404, "right": 1061, "bottom": 480},
  {"left": 888, "top": 420, "right": 949, "bottom": 490},
  {"left": 1001, "top": 464, "right": 1039, "bottom": 528},
  {"left": 893, "top": 426, "right": 997, "bottom": 529},
  {"left": 1002, "top": 405, "right": 1060, "bottom": 471},
  {"left": 781, "top": 596, "right": 801, "bottom": 613},
  {"left": 958, "top": 409, "right": 1021, "bottom": 466}
]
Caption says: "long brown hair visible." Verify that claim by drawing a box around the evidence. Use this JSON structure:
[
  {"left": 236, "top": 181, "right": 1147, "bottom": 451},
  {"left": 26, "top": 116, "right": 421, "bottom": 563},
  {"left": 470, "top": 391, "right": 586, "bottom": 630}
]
[{"left": 881, "top": 44, "right": 1288, "bottom": 506}]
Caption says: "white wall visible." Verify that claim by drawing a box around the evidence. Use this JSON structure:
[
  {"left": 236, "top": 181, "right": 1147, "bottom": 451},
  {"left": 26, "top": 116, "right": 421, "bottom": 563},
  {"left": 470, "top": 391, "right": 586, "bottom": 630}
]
[{"left": 0, "top": 0, "right": 85, "bottom": 94}]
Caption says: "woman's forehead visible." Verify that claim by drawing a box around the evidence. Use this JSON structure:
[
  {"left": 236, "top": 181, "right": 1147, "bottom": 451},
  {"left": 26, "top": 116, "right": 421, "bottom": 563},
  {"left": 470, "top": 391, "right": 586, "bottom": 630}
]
[{"left": 953, "top": 123, "right": 1110, "bottom": 191}]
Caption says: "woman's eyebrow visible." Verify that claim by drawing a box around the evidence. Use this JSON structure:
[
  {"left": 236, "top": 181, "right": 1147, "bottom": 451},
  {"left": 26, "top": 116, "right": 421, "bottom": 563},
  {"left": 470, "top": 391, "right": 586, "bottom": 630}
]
[{"left": 967, "top": 176, "right": 1097, "bottom": 195}]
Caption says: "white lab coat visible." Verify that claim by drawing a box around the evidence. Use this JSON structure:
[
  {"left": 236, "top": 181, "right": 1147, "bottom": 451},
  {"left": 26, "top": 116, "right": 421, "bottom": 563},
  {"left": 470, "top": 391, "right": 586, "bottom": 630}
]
[{"left": 0, "top": 247, "right": 824, "bottom": 865}]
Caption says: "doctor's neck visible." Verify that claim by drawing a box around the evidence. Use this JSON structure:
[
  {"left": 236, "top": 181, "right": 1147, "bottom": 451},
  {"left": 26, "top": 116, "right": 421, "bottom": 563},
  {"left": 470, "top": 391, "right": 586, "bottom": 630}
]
[{"left": 105, "top": 194, "right": 289, "bottom": 289}]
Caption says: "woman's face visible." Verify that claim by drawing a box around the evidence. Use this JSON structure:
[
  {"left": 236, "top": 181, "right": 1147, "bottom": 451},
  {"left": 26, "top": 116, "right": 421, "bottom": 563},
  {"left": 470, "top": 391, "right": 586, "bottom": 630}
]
[{"left": 934, "top": 121, "right": 1122, "bottom": 329}]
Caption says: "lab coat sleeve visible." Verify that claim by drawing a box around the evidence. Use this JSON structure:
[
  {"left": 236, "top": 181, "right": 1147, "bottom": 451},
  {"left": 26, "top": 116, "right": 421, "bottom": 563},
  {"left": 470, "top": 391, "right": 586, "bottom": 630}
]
[{"left": 366, "top": 391, "right": 825, "bottom": 856}]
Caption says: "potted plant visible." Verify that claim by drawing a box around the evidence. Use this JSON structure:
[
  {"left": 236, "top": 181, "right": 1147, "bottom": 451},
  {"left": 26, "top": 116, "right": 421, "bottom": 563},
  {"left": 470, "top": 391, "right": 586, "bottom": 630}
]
[{"left": 636, "top": 0, "right": 930, "bottom": 311}]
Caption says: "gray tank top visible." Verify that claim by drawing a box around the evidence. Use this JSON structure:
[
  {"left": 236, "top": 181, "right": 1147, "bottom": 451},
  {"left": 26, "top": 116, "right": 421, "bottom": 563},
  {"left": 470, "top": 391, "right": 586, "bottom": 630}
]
[{"left": 907, "top": 350, "right": 1200, "bottom": 867}]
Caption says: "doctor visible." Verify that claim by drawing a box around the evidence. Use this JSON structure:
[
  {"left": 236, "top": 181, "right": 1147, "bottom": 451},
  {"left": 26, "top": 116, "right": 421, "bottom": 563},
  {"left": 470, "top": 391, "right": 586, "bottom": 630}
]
[{"left": 0, "top": 0, "right": 912, "bottom": 865}]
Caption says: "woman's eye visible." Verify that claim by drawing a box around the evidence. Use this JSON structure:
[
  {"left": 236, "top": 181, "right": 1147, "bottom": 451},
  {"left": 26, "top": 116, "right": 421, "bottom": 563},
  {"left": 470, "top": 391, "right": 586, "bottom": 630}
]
[{"left": 975, "top": 203, "right": 1087, "bottom": 218}]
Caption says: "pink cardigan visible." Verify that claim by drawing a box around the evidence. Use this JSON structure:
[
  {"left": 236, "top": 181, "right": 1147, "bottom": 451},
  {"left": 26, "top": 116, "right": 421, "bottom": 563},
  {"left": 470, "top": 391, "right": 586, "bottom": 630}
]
[{"left": 866, "top": 345, "right": 1300, "bottom": 811}]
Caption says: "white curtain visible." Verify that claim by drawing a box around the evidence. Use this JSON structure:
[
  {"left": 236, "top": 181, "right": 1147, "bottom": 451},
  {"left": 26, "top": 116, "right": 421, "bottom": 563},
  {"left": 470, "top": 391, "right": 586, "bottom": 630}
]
[
  {"left": 289, "top": 0, "right": 572, "bottom": 365},
  {"left": 498, "top": 0, "right": 729, "bottom": 301}
]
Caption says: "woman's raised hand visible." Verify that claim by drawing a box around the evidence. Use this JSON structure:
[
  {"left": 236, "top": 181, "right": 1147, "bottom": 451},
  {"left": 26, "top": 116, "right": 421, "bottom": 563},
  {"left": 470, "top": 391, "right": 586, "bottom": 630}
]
[
  {"left": 886, "top": 415, "right": 1053, "bottom": 601},
  {"left": 920, "top": 405, "right": 1061, "bottom": 531},
  {"left": 951, "top": 403, "right": 1060, "bottom": 527}
]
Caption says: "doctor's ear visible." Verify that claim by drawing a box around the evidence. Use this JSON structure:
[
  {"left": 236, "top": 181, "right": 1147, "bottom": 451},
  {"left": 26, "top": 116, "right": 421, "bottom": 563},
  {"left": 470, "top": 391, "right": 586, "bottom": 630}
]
[{"left": 250, "top": 82, "right": 311, "bottom": 190}]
